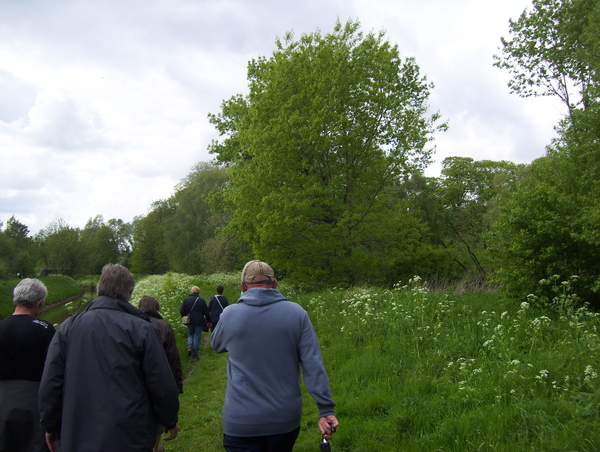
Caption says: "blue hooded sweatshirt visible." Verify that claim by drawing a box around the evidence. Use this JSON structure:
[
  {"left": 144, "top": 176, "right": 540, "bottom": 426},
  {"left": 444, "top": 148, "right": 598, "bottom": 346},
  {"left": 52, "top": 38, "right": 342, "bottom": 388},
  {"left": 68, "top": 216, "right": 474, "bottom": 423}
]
[{"left": 211, "top": 287, "right": 336, "bottom": 437}]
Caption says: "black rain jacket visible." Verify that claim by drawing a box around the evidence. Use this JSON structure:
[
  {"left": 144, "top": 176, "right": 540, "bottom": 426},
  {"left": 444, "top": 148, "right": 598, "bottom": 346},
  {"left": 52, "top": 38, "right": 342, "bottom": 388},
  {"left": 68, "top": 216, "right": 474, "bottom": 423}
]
[{"left": 39, "top": 296, "right": 179, "bottom": 452}]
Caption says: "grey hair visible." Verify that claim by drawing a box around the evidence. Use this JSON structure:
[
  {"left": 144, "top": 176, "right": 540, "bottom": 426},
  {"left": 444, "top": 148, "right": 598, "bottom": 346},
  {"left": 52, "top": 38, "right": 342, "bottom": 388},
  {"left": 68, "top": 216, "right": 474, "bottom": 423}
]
[
  {"left": 13, "top": 278, "right": 48, "bottom": 308},
  {"left": 97, "top": 264, "right": 135, "bottom": 302}
]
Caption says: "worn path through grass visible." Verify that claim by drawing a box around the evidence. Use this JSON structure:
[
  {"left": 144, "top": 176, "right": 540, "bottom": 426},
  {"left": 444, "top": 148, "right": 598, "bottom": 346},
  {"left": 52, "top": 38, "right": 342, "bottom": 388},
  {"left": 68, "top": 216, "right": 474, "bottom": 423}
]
[{"left": 168, "top": 335, "right": 227, "bottom": 452}]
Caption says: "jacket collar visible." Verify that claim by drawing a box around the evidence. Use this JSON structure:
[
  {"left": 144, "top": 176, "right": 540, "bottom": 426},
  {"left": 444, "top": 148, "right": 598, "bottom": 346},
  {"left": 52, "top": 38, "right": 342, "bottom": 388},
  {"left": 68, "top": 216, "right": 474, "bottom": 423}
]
[{"left": 86, "top": 296, "right": 151, "bottom": 322}]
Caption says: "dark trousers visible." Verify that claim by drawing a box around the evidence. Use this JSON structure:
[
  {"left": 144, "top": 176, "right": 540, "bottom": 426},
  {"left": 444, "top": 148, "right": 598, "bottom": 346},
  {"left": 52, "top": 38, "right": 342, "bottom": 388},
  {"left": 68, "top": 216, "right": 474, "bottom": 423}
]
[
  {"left": 0, "top": 380, "right": 49, "bottom": 452},
  {"left": 223, "top": 427, "right": 300, "bottom": 452}
]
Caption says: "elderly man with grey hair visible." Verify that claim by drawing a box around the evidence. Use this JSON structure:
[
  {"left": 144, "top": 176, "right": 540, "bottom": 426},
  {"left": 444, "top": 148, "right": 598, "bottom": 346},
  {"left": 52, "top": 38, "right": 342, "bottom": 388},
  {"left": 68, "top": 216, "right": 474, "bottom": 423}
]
[
  {"left": 39, "top": 264, "right": 180, "bottom": 452},
  {"left": 0, "top": 278, "right": 55, "bottom": 452}
]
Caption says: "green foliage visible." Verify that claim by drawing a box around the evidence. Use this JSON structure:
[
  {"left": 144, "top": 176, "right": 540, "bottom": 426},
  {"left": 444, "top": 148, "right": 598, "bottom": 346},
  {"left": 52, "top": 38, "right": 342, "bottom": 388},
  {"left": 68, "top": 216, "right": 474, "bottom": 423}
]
[
  {"left": 209, "top": 19, "right": 446, "bottom": 284},
  {"left": 436, "top": 157, "right": 525, "bottom": 282},
  {"left": 34, "top": 219, "right": 89, "bottom": 277},
  {"left": 0, "top": 216, "right": 37, "bottom": 279},
  {"left": 130, "top": 201, "right": 174, "bottom": 275},
  {"left": 492, "top": 0, "right": 600, "bottom": 305},
  {"left": 163, "top": 162, "right": 231, "bottom": 274},
  {"left": 494, "top": 0, "right": 597, "bottom": 112}
]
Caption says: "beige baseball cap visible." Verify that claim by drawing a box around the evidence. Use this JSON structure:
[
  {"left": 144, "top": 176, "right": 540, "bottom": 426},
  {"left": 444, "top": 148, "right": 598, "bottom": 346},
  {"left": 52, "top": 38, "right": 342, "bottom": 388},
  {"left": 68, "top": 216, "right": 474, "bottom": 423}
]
[{"left": 241, "top": 260, "right": 275, "bottom": 284}]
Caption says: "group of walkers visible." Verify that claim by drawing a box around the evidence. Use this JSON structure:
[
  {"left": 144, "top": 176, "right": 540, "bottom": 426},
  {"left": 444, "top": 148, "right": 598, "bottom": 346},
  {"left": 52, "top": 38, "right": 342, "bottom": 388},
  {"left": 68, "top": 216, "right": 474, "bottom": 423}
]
[{"left": 0, "top": 260, "right": 338, "bottom": 452}]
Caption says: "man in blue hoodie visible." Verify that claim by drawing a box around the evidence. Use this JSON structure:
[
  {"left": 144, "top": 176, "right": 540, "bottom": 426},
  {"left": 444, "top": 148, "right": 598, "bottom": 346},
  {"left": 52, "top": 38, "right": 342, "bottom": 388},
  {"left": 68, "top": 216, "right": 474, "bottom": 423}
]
[{"left": 211, "top": 260, "right": 339, "bottom": 452}]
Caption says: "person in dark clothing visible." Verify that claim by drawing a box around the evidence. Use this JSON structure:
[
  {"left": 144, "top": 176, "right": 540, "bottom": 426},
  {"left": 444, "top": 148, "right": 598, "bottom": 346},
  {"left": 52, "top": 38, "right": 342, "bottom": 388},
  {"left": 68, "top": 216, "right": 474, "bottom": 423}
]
[
  {"left": 179, "top": 286, "right": 211, "bottom": 360},
  {"left": 39, "top": 264, "right": 179, "bottom": 452},
  {"left": 0, "top": 278, "right": 55, "bottom": 452},
  {"left": 208, "top": 285, "right": 229, "bottom": 333},
  {"left": 138, "top": 295, "right": 183, "bottom": 452}
]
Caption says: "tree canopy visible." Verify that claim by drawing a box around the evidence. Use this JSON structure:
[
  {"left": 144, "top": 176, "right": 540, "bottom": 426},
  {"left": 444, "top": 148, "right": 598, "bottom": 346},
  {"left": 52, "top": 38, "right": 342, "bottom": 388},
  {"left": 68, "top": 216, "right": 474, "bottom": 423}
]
[{"left": 208, "top": 19, "right": 446, "bottom": 283}]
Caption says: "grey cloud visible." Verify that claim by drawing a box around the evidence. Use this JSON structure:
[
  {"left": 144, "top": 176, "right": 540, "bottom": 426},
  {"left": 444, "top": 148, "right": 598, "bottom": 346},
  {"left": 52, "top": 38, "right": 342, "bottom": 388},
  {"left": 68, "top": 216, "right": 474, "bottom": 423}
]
[
  {"left": 25, "top": 92, "right": 109, "bottom": 151},
  {"left": 0, "top": 71, "right": 39, "bottom": 122}
]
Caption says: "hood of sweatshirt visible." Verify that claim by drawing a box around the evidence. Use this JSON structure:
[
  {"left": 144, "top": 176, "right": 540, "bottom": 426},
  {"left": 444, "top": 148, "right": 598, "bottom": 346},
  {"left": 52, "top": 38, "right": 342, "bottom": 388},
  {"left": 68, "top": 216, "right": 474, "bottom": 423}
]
[{"left": 238, "top": 288, "right": 287, "bottom": 307}]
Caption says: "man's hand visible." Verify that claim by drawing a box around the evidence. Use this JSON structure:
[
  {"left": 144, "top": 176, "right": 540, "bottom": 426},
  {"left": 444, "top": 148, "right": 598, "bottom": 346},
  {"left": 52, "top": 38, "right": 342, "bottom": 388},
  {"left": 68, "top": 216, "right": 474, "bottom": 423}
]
[
  {"left": 45, "top": 432, "right": 58, "bottom": 452},
  {"left": 164, "top": 424, "right": 179, "bottom": 441},
  {"left": 318, "top": 415, "right": 339, "bottom": 440}
]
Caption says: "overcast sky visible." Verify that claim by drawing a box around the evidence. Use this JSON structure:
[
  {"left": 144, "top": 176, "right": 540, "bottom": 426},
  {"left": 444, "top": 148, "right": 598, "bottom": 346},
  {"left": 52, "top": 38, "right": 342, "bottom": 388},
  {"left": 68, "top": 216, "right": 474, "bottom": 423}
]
[{"left": 0, "top": 0, "right": 565, "bottom": 235}]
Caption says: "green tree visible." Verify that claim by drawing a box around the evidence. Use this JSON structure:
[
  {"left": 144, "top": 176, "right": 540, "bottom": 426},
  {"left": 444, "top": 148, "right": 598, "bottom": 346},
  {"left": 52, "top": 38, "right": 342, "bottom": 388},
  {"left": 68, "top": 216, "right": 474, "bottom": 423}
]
[
  {"left": 81, "top": 215, "right": 122, "bottom": 274},
  {"left": 494, "top": 0, "right": 597, "bottom": 113},
  {"left": 130, "top": 201, "right": 174, "bottom": 275},
  {"left": 35, "top": 220, "right": 89, "bottom": 277},
  {"left": 209, "top": 20, "right": 446, "bottom": 283},
  {"left": 0, "top": 216, "right": 36, "bottom": 278},
  {"left": 436, "top": 157, "right": 524, "bottom": 282},
  {"left": 163, "top": 162, "right": 229, "bottom": 274},
  {"left": 492, "top": 0, "right": 600, "bottom": 304}
]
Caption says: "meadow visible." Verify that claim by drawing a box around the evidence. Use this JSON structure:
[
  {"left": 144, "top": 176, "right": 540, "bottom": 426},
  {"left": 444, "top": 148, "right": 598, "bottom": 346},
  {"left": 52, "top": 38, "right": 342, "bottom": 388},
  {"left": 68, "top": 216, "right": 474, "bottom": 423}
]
[{"left": 132, "top": 273, "right": 600, "bottom": 452}]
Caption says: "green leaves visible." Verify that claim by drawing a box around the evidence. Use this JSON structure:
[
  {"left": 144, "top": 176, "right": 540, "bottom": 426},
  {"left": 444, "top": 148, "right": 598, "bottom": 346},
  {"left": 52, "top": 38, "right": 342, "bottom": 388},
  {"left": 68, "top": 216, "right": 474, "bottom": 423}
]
[
  {"left": 494, "top": 0, "right": 598, "bottom": 112},
  {"left": 209, "top": 20, "right": 445, "bottom": 283}
]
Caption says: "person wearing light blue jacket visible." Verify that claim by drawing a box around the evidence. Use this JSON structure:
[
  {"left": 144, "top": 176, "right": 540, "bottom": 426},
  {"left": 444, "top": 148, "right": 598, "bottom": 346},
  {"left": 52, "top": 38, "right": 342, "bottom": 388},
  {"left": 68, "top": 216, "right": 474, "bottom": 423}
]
[{"left": 211, "top": 260, "right": 339, "bottom": 452}]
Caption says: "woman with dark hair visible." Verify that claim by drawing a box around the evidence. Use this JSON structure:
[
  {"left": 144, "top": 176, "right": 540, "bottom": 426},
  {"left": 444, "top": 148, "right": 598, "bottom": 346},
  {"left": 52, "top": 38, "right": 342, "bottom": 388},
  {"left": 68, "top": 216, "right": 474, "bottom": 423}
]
[{"left": 138, "top": 295, "right": 183, "bottom": 452}]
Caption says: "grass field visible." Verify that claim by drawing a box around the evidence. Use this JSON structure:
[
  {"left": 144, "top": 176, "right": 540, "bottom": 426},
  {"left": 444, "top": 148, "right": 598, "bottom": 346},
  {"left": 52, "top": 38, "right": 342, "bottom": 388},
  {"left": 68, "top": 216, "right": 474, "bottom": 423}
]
[{"left": 132, "top": 273, "right": 600, "bottom": 452}]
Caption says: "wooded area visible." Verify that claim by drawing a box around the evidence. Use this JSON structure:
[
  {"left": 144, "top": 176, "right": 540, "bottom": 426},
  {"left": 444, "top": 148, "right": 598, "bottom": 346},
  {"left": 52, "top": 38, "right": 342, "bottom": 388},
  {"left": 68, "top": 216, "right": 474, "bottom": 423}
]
[{"left": 1, "top": 0, "right": 598, "bottom": 307}]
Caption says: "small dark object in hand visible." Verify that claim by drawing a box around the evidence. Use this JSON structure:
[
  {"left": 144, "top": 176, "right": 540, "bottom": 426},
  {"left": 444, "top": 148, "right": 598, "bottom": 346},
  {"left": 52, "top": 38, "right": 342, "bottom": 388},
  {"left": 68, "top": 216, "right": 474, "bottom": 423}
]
[{"left": 319, "top": 423, "right": 336, "bottom": 451}]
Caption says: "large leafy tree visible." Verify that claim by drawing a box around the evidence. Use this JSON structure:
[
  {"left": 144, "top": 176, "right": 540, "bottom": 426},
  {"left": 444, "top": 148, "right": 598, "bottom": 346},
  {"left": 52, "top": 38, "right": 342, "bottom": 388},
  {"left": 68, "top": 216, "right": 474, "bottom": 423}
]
[
  {"left": 494, "top": 0, "right": 597, "bottom": 113},
  {"left": 209, "top": 20, "right": 446, "bottom": 283},
  {"left": 81, "top": 215, "right": 131, "bottom": 273},
  {"left": 492, "top": 0, "right": 600, "bottom": 303}
]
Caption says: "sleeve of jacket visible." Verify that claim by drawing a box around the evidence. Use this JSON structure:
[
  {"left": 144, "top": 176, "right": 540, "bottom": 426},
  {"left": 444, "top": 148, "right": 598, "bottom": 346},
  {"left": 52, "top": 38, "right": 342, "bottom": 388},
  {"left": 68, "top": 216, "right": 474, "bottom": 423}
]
[
  {"left": 297, "top": 312, "right": 336, "bottom": 418},
  {"left": 162, "top": 322, "right": 184, "bottom": 393},
  {"left": 210, "top": 312, "right": 227, "bottom": 353},
  {"left": 179, "top": 299, "right": 188, "bottom": 316},
  {"left": 202, "top": 301, "right": 211, "bottom": 323},
  {"left": 142, "top": 325, "right": 180, "bottom": 429},
  {"left": 38, "top": 324, "right": 67, "bottom": 436}
]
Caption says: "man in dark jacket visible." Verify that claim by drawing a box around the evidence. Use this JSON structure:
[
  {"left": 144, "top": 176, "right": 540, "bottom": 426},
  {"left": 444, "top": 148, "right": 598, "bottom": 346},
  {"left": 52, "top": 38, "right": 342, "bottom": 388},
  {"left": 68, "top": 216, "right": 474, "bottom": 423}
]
[
  {"left": 179, "top": 286, "right": 210, "bottom": 360},
  {"left": 39, "top": 264, "right": 180, "bottom": 452}
]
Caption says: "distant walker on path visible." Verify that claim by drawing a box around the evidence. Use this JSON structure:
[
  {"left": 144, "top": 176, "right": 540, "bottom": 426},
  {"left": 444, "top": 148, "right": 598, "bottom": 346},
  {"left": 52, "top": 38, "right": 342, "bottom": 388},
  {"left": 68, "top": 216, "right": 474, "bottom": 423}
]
[
  {"left": 180, "top": 286, "right": 211, "bottom": 360},
  {"left": 208, "top": 284, "right": 229, "bottom": 333}
]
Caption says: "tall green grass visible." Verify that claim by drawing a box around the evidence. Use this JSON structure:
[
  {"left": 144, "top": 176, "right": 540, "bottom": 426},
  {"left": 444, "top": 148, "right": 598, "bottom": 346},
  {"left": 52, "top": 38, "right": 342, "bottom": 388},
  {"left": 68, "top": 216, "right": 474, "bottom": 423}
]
[{"left": 131, "top": 274, "right": 600, "bottom": 451}]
